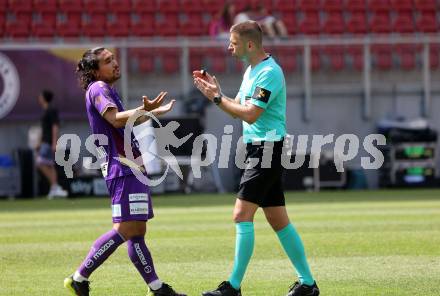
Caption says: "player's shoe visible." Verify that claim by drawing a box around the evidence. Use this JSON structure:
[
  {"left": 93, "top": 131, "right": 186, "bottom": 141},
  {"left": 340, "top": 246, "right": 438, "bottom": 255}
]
[
  {"left": 148, "top": 283, "right": 187, "bottom": 296},
  {"left": 64, "top": 275, "right": 90, "bottom": 296},
  {"left": 286, "top": 281, "right": 319, "bottom": 296},
  {"left": 48, "top": 185, "right": 68, "bottom": 199},
  {"left": 202, "top": 281, "right": 241, "bottom": 296}
]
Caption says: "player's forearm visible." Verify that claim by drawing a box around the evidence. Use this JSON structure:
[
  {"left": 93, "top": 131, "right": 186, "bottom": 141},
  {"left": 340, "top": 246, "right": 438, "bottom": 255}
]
[
  {"left": 113, "top": 106, "right": 150, "bottom": 128},
  {"left": 52, "top": 125, "right": 59, "bottom": 146},
  {"left": 218, "top": 97, "right": 256, "bottom": 124}
]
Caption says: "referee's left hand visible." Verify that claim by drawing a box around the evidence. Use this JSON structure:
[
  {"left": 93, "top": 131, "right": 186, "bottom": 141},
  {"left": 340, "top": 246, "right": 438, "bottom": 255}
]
[{"left": 193, "top": 75, "right": 221, "bottom": 101}]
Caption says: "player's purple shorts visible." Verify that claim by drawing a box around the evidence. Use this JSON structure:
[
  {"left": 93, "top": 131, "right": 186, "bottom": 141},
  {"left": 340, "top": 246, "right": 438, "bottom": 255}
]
[{"left": 106, "top": 174, "right": 154, "bottom": 223}]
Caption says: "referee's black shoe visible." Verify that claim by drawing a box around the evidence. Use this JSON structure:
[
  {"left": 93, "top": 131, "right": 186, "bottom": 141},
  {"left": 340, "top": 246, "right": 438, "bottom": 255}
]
[
  {"left": 287, "top": 281, "right": 319, "bottom": 296},
  {"left": 202, "top": 281, "right": 241, "bottom": 296}
]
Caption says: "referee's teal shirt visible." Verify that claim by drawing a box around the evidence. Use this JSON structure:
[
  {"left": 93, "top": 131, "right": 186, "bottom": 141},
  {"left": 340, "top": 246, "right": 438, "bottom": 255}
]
[{"left": 237, "top": 56, "right": 286, "bottom": 144}]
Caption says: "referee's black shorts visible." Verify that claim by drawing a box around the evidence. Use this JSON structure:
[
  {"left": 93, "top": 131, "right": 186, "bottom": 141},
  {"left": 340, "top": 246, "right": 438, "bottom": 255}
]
[{"left": 237, "top": 139, "right": 285, "bottom": 207}]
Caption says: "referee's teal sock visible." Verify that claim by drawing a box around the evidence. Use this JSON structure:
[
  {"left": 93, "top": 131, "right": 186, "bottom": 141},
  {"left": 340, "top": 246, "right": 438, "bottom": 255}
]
[
  {"left": 228, "top": 222, "right": 254, "bottom": 290},
  {"left": 276, "top": 223, "right": 315, "bottom": 286}
]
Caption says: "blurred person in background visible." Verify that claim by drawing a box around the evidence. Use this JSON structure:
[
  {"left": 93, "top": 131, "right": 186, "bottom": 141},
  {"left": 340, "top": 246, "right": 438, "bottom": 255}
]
[
  {"left": 209, "top": 1, "right": 236, "bottom": 39},
  {"left": 234, "top": 4, "right": 288, "bottom": 39},
  {"left": 36, "top": 89, "right": 68, "bottom": 199}
]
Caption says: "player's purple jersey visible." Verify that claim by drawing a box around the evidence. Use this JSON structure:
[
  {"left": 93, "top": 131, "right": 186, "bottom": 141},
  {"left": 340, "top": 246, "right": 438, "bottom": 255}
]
[{"left": 85, "top": 81, "right": 145, "bottom": 180}]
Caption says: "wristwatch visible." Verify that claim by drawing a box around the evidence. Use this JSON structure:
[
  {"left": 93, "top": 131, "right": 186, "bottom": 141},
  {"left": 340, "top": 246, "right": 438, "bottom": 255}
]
[{"left": 213, "top": 94, "right": 222, "bottom": 105}]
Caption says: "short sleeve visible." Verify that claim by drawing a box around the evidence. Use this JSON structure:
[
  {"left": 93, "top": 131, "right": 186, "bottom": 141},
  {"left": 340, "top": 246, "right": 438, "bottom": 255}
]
[
  {"left": 89, "top": 82, "right": 117, "bottom": 116},
  {"left": 249, "top": 69, "right": 282, "bottom": 110}
]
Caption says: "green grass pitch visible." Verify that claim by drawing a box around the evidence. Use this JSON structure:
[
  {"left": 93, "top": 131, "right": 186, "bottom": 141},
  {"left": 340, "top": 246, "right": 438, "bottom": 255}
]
[{"left": 1, "top": 190, "right": 440, "bottom": 296}]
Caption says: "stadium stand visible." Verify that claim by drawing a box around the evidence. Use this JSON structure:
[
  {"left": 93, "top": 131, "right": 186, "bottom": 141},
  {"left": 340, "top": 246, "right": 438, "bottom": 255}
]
[{"left": 2, "top": 0, "right": 439, "bottom": 72}]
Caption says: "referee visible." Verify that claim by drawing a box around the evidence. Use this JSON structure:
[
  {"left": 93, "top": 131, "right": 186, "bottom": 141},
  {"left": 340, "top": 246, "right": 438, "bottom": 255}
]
[{"left": 193, "top": 21, "right": 319, "bottom": 296}]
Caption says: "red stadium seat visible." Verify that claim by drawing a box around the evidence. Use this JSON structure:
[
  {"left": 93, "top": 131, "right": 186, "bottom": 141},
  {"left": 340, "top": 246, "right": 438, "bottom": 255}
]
[
  {"left": 108, "top": 0, "right": 131, "bottom": 13},
  {"left": 416, "top": 12, "right": 438, "bottom": 33},
  {"left": 160, "top": 48, "right": 180, "bottom": 74},
  {"left": 372, "top": 44, "right": 392, "bottom": 70},
  {"left": 5, "top": 12, "right": 31, "bottom": 38},
  {"left": 32, "top": 12, "right": 56, "bottom": 38},
  {"left": 181, "top": 0, "right": 204, "bottom": 13},
  {"left": 347, "top": 45, "right": 364, "bottom": 70},
  {"left": 82, "top": 13, "right": 107, "bottom": 37},
  {"left": 281, "top": 12, "right": 297, "bottom": 35},
  {"left": 322, "top": 0, "right": 343, "bottom": 12},
  {"left": 58, "top": 0, "right": 82, "bottom": 13},
  {"left": 155, "top": 13, "right": 179, "bottom": 36},
  {"left": 414, "top": 0, "right": 437, "bottom": 12},
  {"left": 132, "top": 48, "right": 156, "bottom": 73},
  {"left": 430, "top": 44, "right": 440, "bottom": 69},
  {"left": 250, "top": 0, "right": 273, "bottom": 12},
  {"left": 83, "top": 0, "right": 107, "bottom": 13},
  {"left": 158, "top": 0, "right": 180, "bottom": 13},
  {"left": 107, "top": 13, "right": 130, "bottom": 37},
  {"left": 207, "top": 48, "right": 227, "bottom": 73},
  {"left": 56, "top": 12, "right": 81, "bottom": 37},
  {"left": 391, "top": 0, "right": 413, "bottom": 12},
  {"left": 0, "top": 13, "right": 4, "bottom": 36},
  {"left": 393, "top": 13, "right": 415, "bottom": 33},
  {"left": 298, "top": 12, "right": 320, "bottom": 35},
  {"left": 189, "top": 48, "right": 206, "bottom": 71},
  {"left": 33, "top": 0, "right": 57, "bottom": 12},
  {"left": 274, "top": 0, "right": 297, "bottom": 12},
  {"left": 311, "top": 47, "right": 321, "bottom": 71},
  {"left": 395, "top": 44, "right": 418, "bottom": 70},
  {"left": 346, "top": 12, "right": 368, "bottom": 34},
  {"left": 275, "top": 46, "right": 299, "bottom": 73},
  {"left": 370, "top": 12, "right": 392, "bottom": 34},
  {"left": 324, "top": 45, "right": 345, "bottom": 71},
  {"left": 202, "top": 0, "right": 225, "bottom": 16},
  {"left": 368, "top": 0, "right": 391, "bottom": 13},
  {"left": 8, "top": 0, "right": 32, "bottom": 13},
  {"left": 180, "top": 13, "right": 207, "bottom": 36},
  {"left": 130, "top": 13, "right": 155, "bottom": 37},
  {"left": 298, "top": 0, "right": 319, "bottom": 12},
  {"left": 234, "top": 0, "right": 252, "bottom": 13},
  {"left": 345, "top": 0, "right": 366, "bottom": 12},
  {"left": 132, "top": 0, "right": 157, "bottom": 13},
  {"left": 322, "top": 12, "right": 345, "bottom": 35},
  {"left": 0, "top": 0, "right": 7, "bottom": 12}
]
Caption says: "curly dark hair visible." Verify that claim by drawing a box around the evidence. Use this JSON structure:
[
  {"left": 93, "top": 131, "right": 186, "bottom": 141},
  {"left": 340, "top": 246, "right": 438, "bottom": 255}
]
[{"left": 76, "top": 47, "right": 105, "bottom": 90}]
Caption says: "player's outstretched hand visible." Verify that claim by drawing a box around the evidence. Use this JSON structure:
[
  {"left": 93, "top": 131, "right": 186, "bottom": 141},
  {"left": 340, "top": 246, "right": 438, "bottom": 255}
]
[
  {"left": 142, "top": 91, "right": 167, "bottom": 111},
  {"left": 152, "top": 100, "right": 176, "bottom": 117}
]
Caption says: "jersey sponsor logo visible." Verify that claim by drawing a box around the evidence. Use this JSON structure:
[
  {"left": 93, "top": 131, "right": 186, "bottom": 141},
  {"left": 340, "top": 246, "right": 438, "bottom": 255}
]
[
  {"left": 112, "top": 204, "right": 122, "bottom": 217},
  {"left": 129, "top": 193, "right": 149, "bottom": 202},
  {"left": 93, "top": 239, "right": 115, "bottom": 260},
  {"left": 0, "top": 52, "right": 20, "bottom": 119},
  {"left": 129, "top": 202, "right": 149, "bottom": 215},
  {"left": 252, "top": 86, "right": 271, "bottom": 103}
]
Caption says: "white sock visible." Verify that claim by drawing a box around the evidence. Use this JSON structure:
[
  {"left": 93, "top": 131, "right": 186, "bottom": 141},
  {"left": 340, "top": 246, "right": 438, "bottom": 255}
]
[
  {"left": 73, "top": 271, "right": 88, "bottom": 282},
  {"left": 149, "top": 279, "right": 163, "bottom": 291}
]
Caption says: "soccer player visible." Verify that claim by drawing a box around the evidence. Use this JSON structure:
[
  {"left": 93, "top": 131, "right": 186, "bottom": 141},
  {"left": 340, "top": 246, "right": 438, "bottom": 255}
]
[
  {"left": 64, "top": 47, "right": 186, "bottom": 296},
  {"left": 36, "top": 89, "right": 68, "bottom": 198},
  {"left": 193, "top": 21, "right": 320, "bottom": 296}
]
